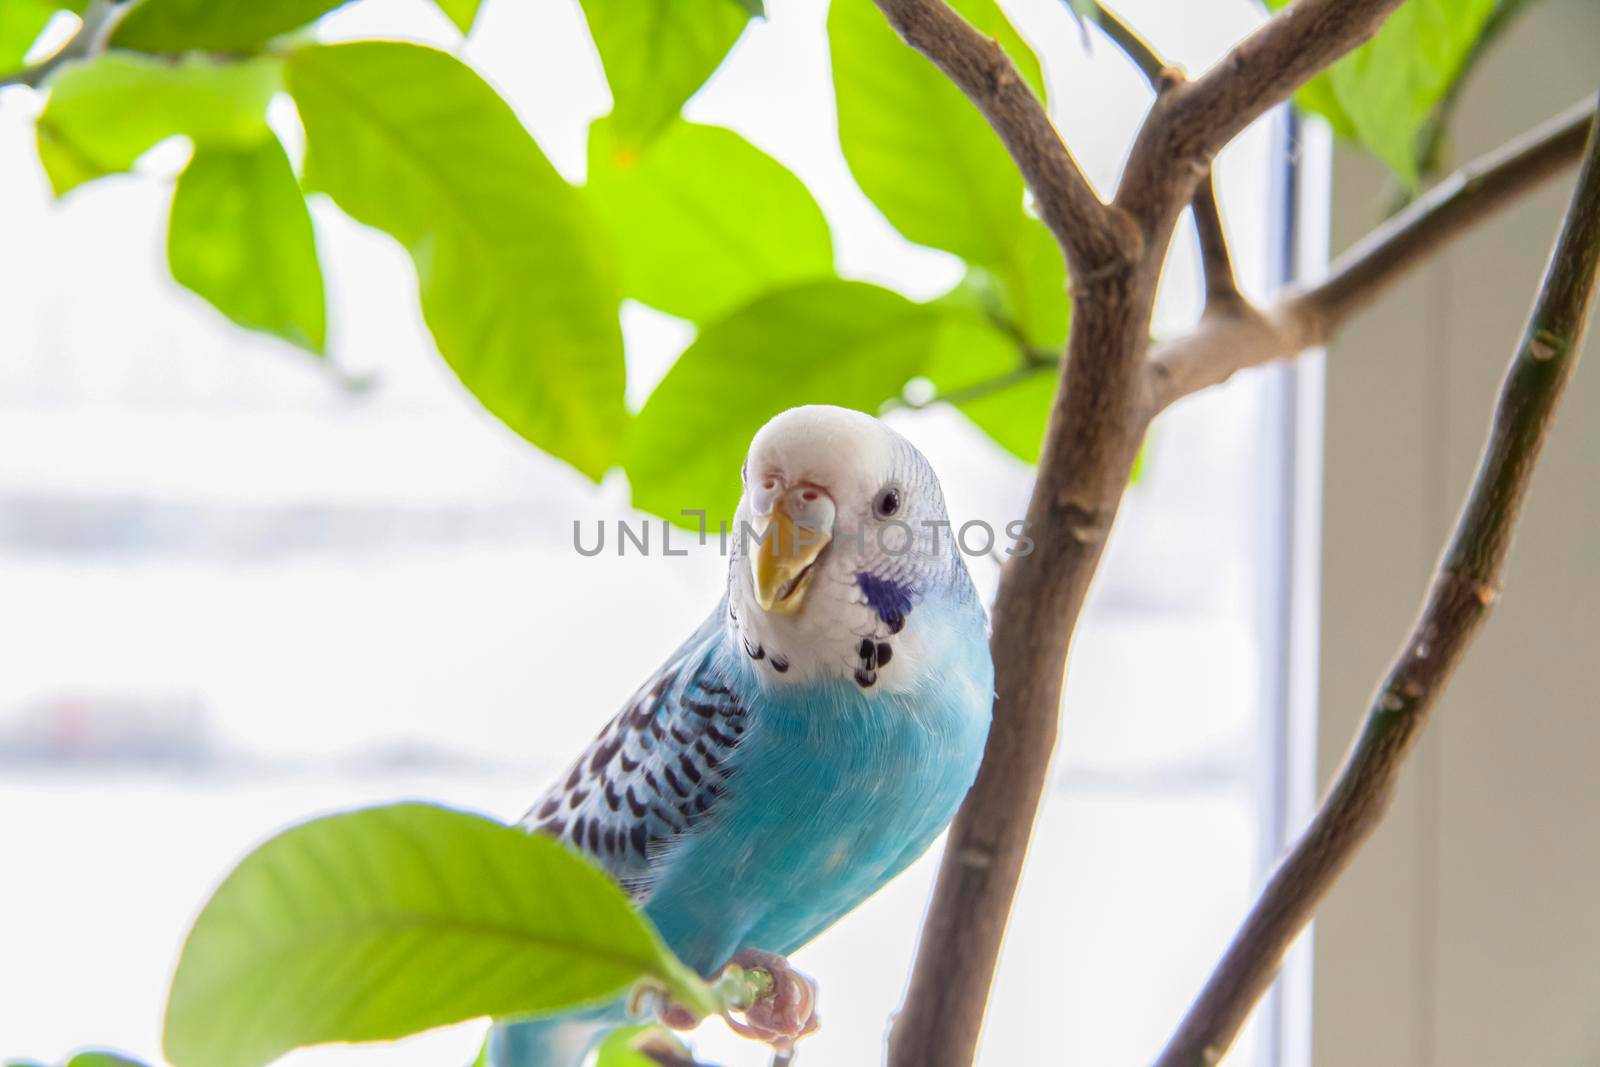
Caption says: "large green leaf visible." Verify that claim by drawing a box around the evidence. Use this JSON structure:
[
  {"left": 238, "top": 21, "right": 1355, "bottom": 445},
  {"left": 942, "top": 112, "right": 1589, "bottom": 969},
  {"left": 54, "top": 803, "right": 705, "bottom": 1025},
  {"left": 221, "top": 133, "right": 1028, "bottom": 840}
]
[
  {"left": 0, "top": 0, "right": 57, "bottom": 73},
  {"left": 1268, "top": 0, "right": 1497, "bottom": 184},
  {"left": 587, "top": 119, "right": 834, "bottom": 324},
  {"left": 829, "top": 0, "right": 1044, "bottom": 267},
  {"left": 110, "top": 0, "right": 348, "bottom": 53},
  {"left": 35, "top": 53, "right": 281, "bottom": 196},
  {"left": 628, "top": 280, "right": 943, "bottom": 524},
  {"left": 168, "top": 139, "right": 326, "bottom": 353},
  {"left": 163, "top": 804, "right": 714, "bottom": 1067},
  {"left": 581, "top": 0, "right": 749, "bottom": 154},
  {"left": 288, "top": 42, "right": 625, "bottom": 480}
]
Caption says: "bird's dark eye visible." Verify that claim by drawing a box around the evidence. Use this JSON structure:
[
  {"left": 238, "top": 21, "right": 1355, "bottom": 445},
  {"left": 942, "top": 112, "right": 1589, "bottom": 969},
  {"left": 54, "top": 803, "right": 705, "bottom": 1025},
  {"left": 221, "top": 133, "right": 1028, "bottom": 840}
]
[{"left": 874, "top": 486, "right": 901, "bottom": 518}]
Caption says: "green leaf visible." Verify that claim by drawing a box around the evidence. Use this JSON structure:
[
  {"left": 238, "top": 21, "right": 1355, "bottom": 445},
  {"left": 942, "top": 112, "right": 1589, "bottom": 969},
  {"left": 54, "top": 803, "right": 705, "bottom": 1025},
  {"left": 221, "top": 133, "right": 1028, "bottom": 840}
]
[
  {"left": 110, "top": 0, "right": 348, "bottom": 53},
  {"left": 288, "top": 42, "right": 625, "bottom": 480},
  {"left": 594, "top": 1025, "right": 691, "bottom": 1067},
  {"left": 35, "top": 53, "right": 281, "bottom": 196},
  {"left": 0, "top": 0, "right": 57, "bottom": 73},
  {"left": 163, "top": 803, "right": 713, "bottom": 1067},
  {"left": 168, "top": 139, "right": 326, "bottom": 353},
  {"left": 829, "top": 0, "right": 1044, "bottom": 267},
  {"left": 727, "top": 0, "right": 765, "bottom": 15},
  {"left": 1268, "top": 0, "right": 1497, "bottom": 184},
  {"left": 628, "top": 280, "right": 943, "bottom": 524},
  {"left": 587, "top": 119, "right": 834, "bottom": 324},
  {"left": 993, "top": 217, "right": 1068, "bottom": 349},
  {"left": 581, "top": 0, "right": 749, "bottom": 153},
  {"left": 65, "top": 1054, "right": 147, "bottom": 1067},
  {"left": 922, "top": 307, "right": 1056, "bottom": 463},
  {"left": 432, "top": 0, "right": 483, "bottom": 34}
]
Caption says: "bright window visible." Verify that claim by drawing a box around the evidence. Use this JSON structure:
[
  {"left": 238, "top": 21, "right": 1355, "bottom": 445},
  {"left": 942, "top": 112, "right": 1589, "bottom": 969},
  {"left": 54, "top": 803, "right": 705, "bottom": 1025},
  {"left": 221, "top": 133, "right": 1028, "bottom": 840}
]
[{"left": 0, "top": 1, "right": 1321, "bottom": 1064}]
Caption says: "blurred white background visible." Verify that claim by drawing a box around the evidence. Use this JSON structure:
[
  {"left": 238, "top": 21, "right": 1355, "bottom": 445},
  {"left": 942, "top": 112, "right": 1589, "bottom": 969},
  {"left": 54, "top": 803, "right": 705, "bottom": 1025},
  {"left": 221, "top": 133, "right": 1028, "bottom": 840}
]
[{"left": 0, "top": 1, "right": 1320, "bottom": 1064}]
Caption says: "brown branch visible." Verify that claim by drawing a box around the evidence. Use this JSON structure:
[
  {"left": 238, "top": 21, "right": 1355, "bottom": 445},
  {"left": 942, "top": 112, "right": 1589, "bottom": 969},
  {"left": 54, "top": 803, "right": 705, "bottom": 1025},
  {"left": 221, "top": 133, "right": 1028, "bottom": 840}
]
[
  {"left": 870, "top": 0, "right": 1136, "bottom": 275},
  {"left": 1090, "top": 4, "right": 1243, "bottom": 309},
  {"left": 884, "top": 6, "right": 1410, "bottom": 1065},
  {"left": 1306, "top": 97, "right": 1598, "bottom": 332},
  {"left": 1190, "top": 172, "right": 1243, "bottom": 309},
  {"left": 1118, "top": 0, "right": 1406, "bottom": 229},
  {"left": 1149, "top": 97, "right": 1599, "bottom": 413},
  {"left": 1152, "top": 100, "right": 1600, "bottom": 1067}
]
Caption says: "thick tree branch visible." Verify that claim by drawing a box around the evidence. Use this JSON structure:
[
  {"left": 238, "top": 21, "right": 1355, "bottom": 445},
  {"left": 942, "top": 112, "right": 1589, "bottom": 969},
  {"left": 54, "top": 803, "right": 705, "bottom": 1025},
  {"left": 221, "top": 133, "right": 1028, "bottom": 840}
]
[
  {"left": 1149, "top": 97, "right": 1599, "bottom": 412},
  {"left": 886, "top": 5, "right": 1408, "bottom": 1065},
  {"left": 1119, "top": 0, "right": 1405, "bottom": 228},
  {"left": 1152, "top": 101, "right": 1600, "bottom": 1067},
  {"left": 870, "top": 0, "right": 1136, "bottom": 275}
]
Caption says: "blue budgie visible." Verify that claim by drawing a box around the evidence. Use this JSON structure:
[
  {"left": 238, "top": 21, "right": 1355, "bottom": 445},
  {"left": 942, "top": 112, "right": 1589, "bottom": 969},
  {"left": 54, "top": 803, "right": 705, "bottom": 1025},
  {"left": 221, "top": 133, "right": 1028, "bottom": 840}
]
[{"left": 491, "top": 405, "right": 995, "bottom": 1066}]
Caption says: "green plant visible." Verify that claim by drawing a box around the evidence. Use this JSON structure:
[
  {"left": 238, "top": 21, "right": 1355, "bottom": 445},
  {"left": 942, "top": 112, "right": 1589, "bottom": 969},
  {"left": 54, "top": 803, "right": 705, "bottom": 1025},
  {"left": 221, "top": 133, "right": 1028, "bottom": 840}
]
[{"left": 3, "top": 1, "right": 1596, "bottom": 1065}]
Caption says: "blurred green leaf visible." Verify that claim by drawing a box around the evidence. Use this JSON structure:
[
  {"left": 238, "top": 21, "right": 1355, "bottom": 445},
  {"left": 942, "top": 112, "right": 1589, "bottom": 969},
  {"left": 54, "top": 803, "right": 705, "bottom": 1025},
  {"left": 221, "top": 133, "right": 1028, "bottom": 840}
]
[
  {"left": 594, "top": 1025, "right": 691, "bottom": 1067},
  {"left": 1268, "top": 0, "right": 1497, "bottom": 183},
  {"left": 163, "top": 803, "right": 714, "bottom": 1067},
  {"left": 582, "top": 0, "right": 749, "bottom": 154},
  {"left": 432, "top": 0, "right": 483, "bottom": 34},
  {"left": 110, "top": 0, "right": 347, "bottom": 53},
  {"left": 993, "top": 218, "right": 1068, "bottom": 349},
  {"left": 168, "top": 139, "right": 326, "bottom": 353},
  {"left": 830, "top": 0, "right": 1044, "bottom": 267},
  {"left": 629, "top": 280, "right": 944, "bottom": 524},
  {"left": 922, "top": 309, "right": 1056, "bottom": 463},
  {"left": 0, "top": 0, "right": 57, "bottom": 73},
  {"left": 35, "top": 53, "right": 280, "bottom": 196},
  {"left": 727, "top": 0, "right": 765, "bottom": 15},
  {"left": 587, "top": 118, "right": 833, "bottom": 324},
  {"left": 288, "top": 41, "right": 625, "bottom": 480},
  {"left": 64, "top": 1054, "right": 147, "bottom": 1067}
]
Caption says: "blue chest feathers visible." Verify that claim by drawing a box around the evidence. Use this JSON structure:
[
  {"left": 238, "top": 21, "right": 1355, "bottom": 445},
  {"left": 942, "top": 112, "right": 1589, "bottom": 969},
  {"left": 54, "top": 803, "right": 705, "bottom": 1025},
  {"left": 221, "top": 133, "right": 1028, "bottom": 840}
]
[{"left": 642, "top": 612, "right": 992, "bottom": 975}]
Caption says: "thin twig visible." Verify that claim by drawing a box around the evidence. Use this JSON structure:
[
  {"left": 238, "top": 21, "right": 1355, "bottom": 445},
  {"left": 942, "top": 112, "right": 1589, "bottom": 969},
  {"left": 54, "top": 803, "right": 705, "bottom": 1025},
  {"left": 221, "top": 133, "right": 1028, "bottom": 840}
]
[
  {"left": 1189, "top": 171, "right": 1243, "bottom": 309},
  {"left": 882, "top": 360, "right": 1057, "bottom": 414},
  {"left": 1090, "top": 3, "right": 1243, "bottom": 308},
  {"left": 1149, "top": 97, "right": 1599, "bottom": 412},
  {"left": 870, "top": 0, "right": 1136, "bottom": 276},
  {"left": 1090, "top": 3, "right": 1168, "bottom": 86},
  {"left": 1307, "top": 97, "right": 1599, "bottom": 333},
  {"left": 0, "top": 0, "right": 120, "bottom": 89},
  {"left": 1152, "top": 100, "right": 1600, "bottom": 1067}
]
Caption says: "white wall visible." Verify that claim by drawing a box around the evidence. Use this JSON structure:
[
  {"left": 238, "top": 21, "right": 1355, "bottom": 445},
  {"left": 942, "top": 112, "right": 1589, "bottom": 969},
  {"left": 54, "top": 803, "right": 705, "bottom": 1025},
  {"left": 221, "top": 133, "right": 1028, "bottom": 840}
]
[{"left": 1315, "top": 3, "right": 1600, "bottom": 1064}]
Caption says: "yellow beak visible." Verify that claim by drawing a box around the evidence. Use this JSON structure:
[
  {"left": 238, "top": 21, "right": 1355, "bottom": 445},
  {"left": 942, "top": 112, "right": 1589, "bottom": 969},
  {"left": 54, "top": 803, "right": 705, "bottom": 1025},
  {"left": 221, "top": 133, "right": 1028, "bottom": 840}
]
[{"left": 752, "top": 503, "right": 832, "bottom": 614}]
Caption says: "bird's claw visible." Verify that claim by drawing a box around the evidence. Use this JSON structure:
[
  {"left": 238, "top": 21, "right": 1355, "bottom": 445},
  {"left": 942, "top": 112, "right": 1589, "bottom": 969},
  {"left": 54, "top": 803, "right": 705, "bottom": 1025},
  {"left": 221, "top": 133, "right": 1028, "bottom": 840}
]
[{"left": 722, "top": 949, "right": 819, "bottom": 1050}]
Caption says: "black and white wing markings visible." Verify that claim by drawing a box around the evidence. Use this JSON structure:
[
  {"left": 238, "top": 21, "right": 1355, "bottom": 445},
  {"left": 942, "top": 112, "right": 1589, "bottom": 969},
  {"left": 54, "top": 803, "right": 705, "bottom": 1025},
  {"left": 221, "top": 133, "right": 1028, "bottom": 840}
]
[{"left": 522, "top": 618, "right": 747, "bottom": 900}]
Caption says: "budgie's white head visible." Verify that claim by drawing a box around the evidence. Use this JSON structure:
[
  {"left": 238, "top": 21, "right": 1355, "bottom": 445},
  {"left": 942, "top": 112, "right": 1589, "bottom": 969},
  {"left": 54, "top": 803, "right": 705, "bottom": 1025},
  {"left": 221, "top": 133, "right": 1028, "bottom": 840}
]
[{"left": 727, "top": 405, "right": 972, "bottom": 693}]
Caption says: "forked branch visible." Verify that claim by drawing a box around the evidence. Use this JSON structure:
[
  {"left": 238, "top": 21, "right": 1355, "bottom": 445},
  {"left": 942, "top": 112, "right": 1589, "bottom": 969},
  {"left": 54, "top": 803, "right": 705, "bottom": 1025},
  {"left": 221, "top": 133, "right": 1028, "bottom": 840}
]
[
  {"left": 1119, "top": 0, "right": 1406, "bottom": 226},
  {"left": 884, "top": 1, "right": 1408, "bottom": 1064},
  {"left": 1152, "top": 101, "right": 1600, "bottom": 1067},
  {"left": 1090, "top": 3, "right": 1242, "bottom": 308}
]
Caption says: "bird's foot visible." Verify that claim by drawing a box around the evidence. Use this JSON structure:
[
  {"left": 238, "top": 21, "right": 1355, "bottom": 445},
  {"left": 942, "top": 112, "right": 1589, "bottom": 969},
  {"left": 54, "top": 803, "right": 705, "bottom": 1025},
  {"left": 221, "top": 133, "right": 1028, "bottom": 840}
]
[{"left": 722, "top": 949, "right": 819, "bottom": 1050}]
